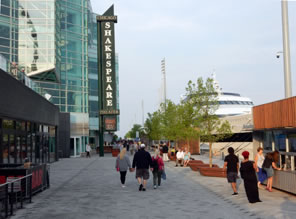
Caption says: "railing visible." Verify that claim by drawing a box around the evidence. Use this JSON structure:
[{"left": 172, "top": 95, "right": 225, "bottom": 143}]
[{"left": 0, "top": 174, "right": 33, "bottom": 218}]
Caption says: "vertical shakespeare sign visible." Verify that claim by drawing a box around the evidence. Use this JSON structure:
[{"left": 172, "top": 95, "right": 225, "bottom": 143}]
[{"left": 97, "top": 5, "right": 119, "bottom": 132}]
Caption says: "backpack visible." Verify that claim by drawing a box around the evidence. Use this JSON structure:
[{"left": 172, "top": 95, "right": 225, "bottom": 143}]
[{"left": 152, "top": 158, "right": 159, "bottom": 171}]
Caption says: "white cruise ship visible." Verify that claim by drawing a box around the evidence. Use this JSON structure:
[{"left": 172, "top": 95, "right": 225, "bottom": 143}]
[{"left": 212, "top": 74, "right": 254, "bottom": 117}]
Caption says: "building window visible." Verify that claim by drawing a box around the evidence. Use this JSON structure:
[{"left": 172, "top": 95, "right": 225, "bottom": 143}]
[
  {"left": 2, "top": 119, "right": 14, "bottom": 129},
  {"left": 263, "top": 131, "right": 272, "bottom": 151},
  {"left": 274, "top": 131, "right": 286, "bottom": 152},
  {"left": 288, "top": 134, "right": 296, "bottom": 152}
]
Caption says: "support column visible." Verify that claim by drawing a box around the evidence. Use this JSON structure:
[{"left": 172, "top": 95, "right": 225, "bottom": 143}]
[{"left": 281, "top": 0, "right": 292, "bottom": 98}]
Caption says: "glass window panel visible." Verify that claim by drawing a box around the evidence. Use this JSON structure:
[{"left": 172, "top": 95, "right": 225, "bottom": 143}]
[
  {"left": 60, "top": 105, "right": 66, "bottom": 112},
  {"left": 27, "top": 134, "right": 31, "bottom": 161},
  {"left": 22, "top": 121, "right": 26, "bottom": 131},
  {"left": 274, "top": 131, "right": 286, "bottom": 152},
  {"left": 0, "top": 46, "right": 10, "bottom": 53},
  {"left": 37, "top": 135, "right": 42, "bottom": 163},
  {"left": 32, "top": 134, "right": 35, "bottom": 163},
  {"left": 51, "top": 97, "right": 60, "bottom": 105},
  {"left": 263, "top": 131, "right": 272, "bottom": 151},
  {"left": 0, "top": 5, "right": 10, "bottom": 16},
  {"left": 27, "top": 122, "right": 31, "bottom": 132},
  {"left": 3, "top": 119, "right": 14, "bottom": 129},
  {"left": 21, "top": 136, "right": 26, "bottom": 162},
  {"left": 10, "top": 135, "right": 15, "bottom": 164},
  {"left": 16, "top": 136, "right": 21, "bottom": 163},
  {"left": 3, "top": 134, "right": 8, "bottom": 164},
  {"left": 288, "top": 134, "right": 296, "bottom": 152},
  {"left": 0, "top": 38, "right": 10, "bottom": 47}
]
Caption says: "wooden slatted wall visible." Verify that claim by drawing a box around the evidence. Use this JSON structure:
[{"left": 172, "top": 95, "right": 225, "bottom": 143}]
[{"left": 253, "top": 96, "right": 296, "bottom": 130}]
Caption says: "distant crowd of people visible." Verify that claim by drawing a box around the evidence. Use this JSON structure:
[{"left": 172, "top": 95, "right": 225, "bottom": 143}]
[{"left": 113, "top": 140, "right": 142, "bottom": 155}]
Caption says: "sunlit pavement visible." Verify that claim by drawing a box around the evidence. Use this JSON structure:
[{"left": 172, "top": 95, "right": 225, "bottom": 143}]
[{"left": 11, "top": 153, "right": 296, "bottom": 219}]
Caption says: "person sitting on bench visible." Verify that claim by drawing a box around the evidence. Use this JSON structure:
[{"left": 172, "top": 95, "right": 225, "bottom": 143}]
[{"left": 175, "top": 148, "right": 184, "bottom": 167}]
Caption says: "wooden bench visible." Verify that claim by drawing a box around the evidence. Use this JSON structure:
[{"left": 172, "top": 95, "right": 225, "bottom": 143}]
[{"left": 199, "top": 167, "right": 226, "bottom": 178}]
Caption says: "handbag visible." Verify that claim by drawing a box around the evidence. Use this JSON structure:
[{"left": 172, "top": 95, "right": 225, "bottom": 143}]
[{"left": 161, "top": 170, "right": 166, "bottom": 180}]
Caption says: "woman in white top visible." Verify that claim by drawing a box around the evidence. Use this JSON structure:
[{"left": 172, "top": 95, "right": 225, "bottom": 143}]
[{"left": 254, "top": 147, "right": 267, "bottom": 188}]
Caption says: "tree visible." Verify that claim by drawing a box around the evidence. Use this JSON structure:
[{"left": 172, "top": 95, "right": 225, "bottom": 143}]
[
  {"left": 188, "top": 77, "right": 232, "bottom": 167},
  {"left": 144, "top": 111, "right": 162, "bottom": 141},
  {"left": 176, "top": 101, "right": 200, "bottom": 151},
  {"left": 124, "top": 124, "right": 144, "bottom": 139},
  {"left": 159, "top": 100, "right": 180, "bottom": 143}
]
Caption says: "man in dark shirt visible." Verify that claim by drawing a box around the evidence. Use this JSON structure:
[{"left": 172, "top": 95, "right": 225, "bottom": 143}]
[
  {"left": 132, "top": 144, "right": 153, "bottom": 191},
  {"left": 223, "top": 147, "right": 239, "bottom": 195}
]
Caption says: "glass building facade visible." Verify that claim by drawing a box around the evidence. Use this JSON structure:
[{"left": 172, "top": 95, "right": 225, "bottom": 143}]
[
  {"left": 0, "top": 0, "right": 119, "bottom": 157},
  {"left": 0, "top": 0, "right": 18, "bottom": 67},
  {"left": 88, "top": 8, "right": 99, "bottom": 145}
]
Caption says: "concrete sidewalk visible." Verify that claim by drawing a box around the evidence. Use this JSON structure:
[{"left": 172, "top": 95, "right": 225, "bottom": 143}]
[{"left": 11, "top": 153, "right": 296, "bottom": 219}]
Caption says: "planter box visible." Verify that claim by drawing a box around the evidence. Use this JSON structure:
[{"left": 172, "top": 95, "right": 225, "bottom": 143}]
[
  {"left": 188, "top": 160, "right": 204, "bottom": 165},
  {"left": 104, "top": 146, "right": 112, "bottom": 153},
  {"left": 189, "top": 163, "right": 218, "bottom": 171},
  {"left": 199, "top": 167, "right": 226, "bottom": 178},
  {"left": 111, "top": 149, "right": 120, "bottom": 157}
]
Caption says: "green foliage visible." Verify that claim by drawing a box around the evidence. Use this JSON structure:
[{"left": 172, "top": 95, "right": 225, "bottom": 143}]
[
  {"left": 112, "top": 134, "right": 119, "bottom": 142},
  {"left": 144, "top": 76, "right": 232, "bottom": 165},
  {"left": 159, "top": 100, "right": 180, "bottom": 141},
  {"left": 144, "top": 111, "right": 162, "bottom": 140},
  {"left": 124, "top": 124, "right": 144, "bottom": 139},
  {"left": 190, "top": 77, "right": 232, "bottom": 166}
]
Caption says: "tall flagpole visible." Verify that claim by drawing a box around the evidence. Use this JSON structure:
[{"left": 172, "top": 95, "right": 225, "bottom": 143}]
[{"left": 161, "top": 58, "right": 167, "bottom": 108}]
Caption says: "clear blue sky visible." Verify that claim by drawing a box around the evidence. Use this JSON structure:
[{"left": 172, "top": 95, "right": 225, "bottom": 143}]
[{"left": 91, "top": 0, "right": 296, "bottom": 138}]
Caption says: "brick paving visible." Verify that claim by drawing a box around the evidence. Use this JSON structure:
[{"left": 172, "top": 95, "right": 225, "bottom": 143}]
[{"left": 10, "top": 153, "right": 296, "bottom": 219}]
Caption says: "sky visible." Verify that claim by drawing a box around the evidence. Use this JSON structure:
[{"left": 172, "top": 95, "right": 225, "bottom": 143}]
[{"left": 90, "top": 0, "right": 296, "bottom": 138}]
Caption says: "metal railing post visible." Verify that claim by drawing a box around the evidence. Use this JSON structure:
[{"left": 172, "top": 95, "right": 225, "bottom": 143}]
[
  {"left": 29, "top": 175, "right": 32, "bottom": 203},
  {"left": 10, "top": 182, "right": 14, "bottom": 216},
  {"left": 5, "top": 184, "right": 8, "bottom": 218},
  {"left": 20, "top": 178, "right": 23, "bottom": 209}
]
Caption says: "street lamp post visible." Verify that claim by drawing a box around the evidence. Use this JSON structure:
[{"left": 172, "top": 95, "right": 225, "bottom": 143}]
[{"left": 281, "top": 0, "right": 292, "bottom": 98}]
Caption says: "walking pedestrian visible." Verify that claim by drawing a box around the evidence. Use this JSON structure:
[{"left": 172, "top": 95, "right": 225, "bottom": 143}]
[
  {"left": 254, "top": 147, "right": 267, "bottom": 188},
  {"left": 86, "top": 143, "right": 91, "bottom": 158},
  {"left": 115, "top": 148, "right": 132, "bottom": 188},
  {"left": 132, "top": 144, "right": 153, "bottom": 191},
  {"left": 223, "top": 147, "right": 239, "bottom": 195},
  {"left": 240, "top": 151, "right": 262, "bottom": 203},
  {"left": 262, "top": 151, "right": 281, "bottom": 192},
  {"left": 152, "top": 150, "right": 164, "bottom": 189},
  {"left": 130, "top": 141, "right": 135, "bottom": 155},
  {"left": 162, "top": 144, "right": 169, "bottom": 162}
]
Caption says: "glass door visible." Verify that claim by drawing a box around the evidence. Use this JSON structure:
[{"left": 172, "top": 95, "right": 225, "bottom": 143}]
[
  {"left": 76, "top": 138, "right": 81, "bottom": 156},
  {"left": 70, "top": 137, "right": 81, "bottom": 157},
  {"left": 70, "top": 138, "right": 74, "bottom": 157}
]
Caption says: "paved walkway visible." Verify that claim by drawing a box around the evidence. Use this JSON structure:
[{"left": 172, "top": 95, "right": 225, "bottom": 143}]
[{"left": 11, "top": 153, "right": 296, "bottom": 219}]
